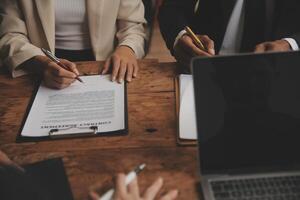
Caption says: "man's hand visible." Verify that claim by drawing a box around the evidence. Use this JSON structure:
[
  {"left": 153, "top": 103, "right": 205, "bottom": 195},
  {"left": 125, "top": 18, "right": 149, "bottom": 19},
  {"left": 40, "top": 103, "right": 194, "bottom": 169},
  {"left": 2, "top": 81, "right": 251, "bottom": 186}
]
[
  {"left": 89, "top": 174, "right": 178, "bottom": 200},
  {"left": 254, "top": 40, "right": 292, "bottom": 53},
  {"left": 102, "top": 46, "right": 139, "bottom": 83},
  {"left": 174, "top": 34, "right": 215, "bottom": 69}
]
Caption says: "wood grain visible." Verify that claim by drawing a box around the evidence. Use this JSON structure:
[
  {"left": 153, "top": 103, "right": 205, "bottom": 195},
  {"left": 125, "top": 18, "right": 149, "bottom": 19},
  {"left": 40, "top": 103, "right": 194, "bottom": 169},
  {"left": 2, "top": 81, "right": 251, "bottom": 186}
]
[
  {"left": 76, "top": 59, "right": 177, "bottom": 93},
  {"left": 0, "top": 60, "right": 200, "bottom": 200}
]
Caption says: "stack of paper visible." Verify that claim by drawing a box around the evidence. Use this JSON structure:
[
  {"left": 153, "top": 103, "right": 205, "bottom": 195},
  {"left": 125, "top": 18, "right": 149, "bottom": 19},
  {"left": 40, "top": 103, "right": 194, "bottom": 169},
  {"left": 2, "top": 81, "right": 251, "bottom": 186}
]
[{"left": 178, "top": 74, "right": 197, "bottom": 140}]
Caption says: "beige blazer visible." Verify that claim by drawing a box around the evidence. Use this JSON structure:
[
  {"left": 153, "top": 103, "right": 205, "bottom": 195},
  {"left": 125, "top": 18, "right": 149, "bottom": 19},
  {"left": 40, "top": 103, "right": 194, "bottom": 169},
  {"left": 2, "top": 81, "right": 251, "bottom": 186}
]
[{"left": 0, "top": 0, "right": 147, "bottom": 77}]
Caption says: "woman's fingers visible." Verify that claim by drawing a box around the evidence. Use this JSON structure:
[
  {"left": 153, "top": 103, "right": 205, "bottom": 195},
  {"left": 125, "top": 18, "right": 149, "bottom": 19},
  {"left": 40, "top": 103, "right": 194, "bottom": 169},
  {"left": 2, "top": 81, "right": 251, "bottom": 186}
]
[
  {"left": 51, "top": 75, "right": 76, "bottom": 85},
  {"left": 44, "top": 76, "right": 71, "bottom": 89},
  {"left": 102, "top": 57, "right": 112, "bottom": 75},
  {"left": 60, "top": 59, "right": 79, "bottom": 76},
  {"left": 109, "top": 58, "right": 138, "bottom": 83},
  {"left": 35, "top": 57, "right": 78, "bottom": 89},
  {"left": 160, "top": 190, "right": 179, "bottom": 200},
  {"left": 89, "top": 191, "right": 100, "bottom": 200},
  {"left": 105, "top": 46, "right": 139, "bottom": 83},
  {"left": 43, "top": 62, "right": 77, "bottom": 89},
  {"left": 114, "top": 173, "right": 128, "bottom": 198},
  {"left": 90, "top": 174, "right": 178, "bottom": 200},
  {"left": 47, "top": 61, "right": 77, "bottom": 79},
  {"left": 111, "top": 56, "right": 121, "bottom": 82},
  {"left": 143, "top": 177, "right": 164, "bottom": 200},
  {"left": 128, "top": 178, "right": 140, "bottom": 198},
  {"left": 126, "top": 64, "right": 134, "bottom": 82},
  {"left": 118, "top": 61, "right": 127, "bottom": 83},
  {"left": 133, "top": 61, "right": 139, "bottom": 78},
  {"left": 0, "top": 150, "right": 16, "bottom": 167}
]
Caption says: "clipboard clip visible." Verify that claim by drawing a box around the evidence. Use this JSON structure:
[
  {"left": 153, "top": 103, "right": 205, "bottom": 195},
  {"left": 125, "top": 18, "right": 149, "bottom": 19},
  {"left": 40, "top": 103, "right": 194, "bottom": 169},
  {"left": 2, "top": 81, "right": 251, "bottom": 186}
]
[{"left": 49, "top": 126, "right": 98, "bottom": 138}]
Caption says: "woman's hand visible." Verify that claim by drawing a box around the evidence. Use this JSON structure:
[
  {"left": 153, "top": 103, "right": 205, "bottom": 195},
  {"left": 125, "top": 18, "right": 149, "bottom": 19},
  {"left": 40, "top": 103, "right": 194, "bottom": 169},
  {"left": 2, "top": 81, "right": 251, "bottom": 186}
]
[
  {"left": 28, "top": 55, "right": 79, "bottom": 89},
  {"left": 0, "top": 150, "right": 14, "bottom": 166},
  {"left": 0, "top": 150, "right": 24, "bottom": 171},
  {"left": 102, "top": 46, "right": 139, "bottom": 83},
  {"left": 90, "top": 174, "right": 178, "bottom": 200}
]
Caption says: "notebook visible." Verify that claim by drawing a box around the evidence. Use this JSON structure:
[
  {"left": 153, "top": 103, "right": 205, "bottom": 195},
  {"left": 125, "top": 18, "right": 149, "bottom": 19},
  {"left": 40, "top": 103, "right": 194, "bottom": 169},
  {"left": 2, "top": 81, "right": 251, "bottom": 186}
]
[
  {"left": 24, "top": 158, "right": 74, "bottom": 200},
  {"left": 0, "top": 158, "right": 74, "bottom": 200},
  {"left": 175, "top": 74, "right": 197, "bottom": 145}
]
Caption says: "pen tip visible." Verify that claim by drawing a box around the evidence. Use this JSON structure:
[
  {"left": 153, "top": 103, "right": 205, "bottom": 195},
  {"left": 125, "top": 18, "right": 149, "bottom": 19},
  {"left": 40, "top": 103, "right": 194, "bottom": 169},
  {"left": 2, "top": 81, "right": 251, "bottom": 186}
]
[
  {"left": 134, "top": 163, "right": 146, "bottom": 174},
  {"left": 77, "top": 77, "right": 84, "bottom": 83},
  {"left": 140, "top": 163, "right": 146, "bottom": 170}
]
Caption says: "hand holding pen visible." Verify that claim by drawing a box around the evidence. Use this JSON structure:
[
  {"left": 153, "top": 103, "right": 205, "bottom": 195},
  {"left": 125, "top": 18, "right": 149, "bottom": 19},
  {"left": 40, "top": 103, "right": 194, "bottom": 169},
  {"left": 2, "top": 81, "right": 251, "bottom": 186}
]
[
  {"left": 173, "top": 26, "right": 215, "bottom": 69},
  {"left": 36, "top": 48, "right": 82, "bottom": 89},
  {"left": 89, "top": 164, "right": 178, "bottom": 200},
  {"left": 184, "top": 26, "right": 215, "bottom": 56}
]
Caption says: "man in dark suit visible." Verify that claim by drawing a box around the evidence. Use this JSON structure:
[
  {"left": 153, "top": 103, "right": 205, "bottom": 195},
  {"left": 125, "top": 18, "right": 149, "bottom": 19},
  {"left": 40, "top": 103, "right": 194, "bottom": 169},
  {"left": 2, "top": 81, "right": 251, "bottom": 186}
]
[{"left": 158, "top": 0, "right": 300, "bottom": 68}]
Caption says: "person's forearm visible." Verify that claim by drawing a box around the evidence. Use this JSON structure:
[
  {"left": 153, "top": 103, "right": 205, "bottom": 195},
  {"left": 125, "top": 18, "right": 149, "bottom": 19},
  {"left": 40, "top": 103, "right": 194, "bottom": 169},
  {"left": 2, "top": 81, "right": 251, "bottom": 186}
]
[
  {"left": 116, "top": 0, "right": 147, "bottom": 58},
  {"left": 158, "top": 0, "right": 195, "bottom": 52},
  {"left": 117, "top": 22, "right": 146, "bottom": 59},
  {"left": 18, "top": 55, "right": 49, "bottom": 75},
  {"left": 0, "top": 0, "right": 44, "bottom": 77}
]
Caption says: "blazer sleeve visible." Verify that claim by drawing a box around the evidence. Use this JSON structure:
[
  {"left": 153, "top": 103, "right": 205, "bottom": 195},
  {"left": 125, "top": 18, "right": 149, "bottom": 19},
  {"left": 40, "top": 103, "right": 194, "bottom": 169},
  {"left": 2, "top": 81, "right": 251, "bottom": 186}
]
[
  {"left": 271, "top": 0, "right": 300, "bottom": 48},
  {"left": 158, "top": 0, "right": 197, "bottom": 54},
  {"left": 291, "top": 34, "right": 300, "bottom": 47},
  {"left": 0, "top": 0, "right": 43, "bottom": 78},
  {"left": 116, "top": 0, "right": 147, "bottom": 59}
]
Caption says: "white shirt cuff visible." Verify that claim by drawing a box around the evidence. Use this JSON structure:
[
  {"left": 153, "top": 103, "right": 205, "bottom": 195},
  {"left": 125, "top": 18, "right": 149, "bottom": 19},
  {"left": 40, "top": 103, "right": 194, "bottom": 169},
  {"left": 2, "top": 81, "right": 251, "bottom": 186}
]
[
  {"left": 283, "top": 38, "right": 299, "bottom": 51},
  {"left": 174, "top": 29, "right": 187, "bottom": 48}
]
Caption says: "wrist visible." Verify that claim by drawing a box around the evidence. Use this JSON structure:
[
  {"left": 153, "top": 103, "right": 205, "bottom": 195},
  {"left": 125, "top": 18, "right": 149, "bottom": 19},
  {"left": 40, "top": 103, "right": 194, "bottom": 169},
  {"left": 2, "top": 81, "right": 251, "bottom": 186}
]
[
  {"left": 174, "top": 29, "right": 188, "bottom": 48},
  {"left": 282, "top": 38, "right": 299, "bottom": 51},
  {"left": 117, "top": 45, "right": 135, "bottom": 54},
  {"left": 115, "top": 45, "right": 137, "bottom": 59},
  {"left": 21, "top": 55, "right": 49, "bottom": 74},
  {"left": 279, "top": 40, "right": 291, "bottom": 49},
  {"left": 33, "top": 55, "right": 51, "bottom": 63}
]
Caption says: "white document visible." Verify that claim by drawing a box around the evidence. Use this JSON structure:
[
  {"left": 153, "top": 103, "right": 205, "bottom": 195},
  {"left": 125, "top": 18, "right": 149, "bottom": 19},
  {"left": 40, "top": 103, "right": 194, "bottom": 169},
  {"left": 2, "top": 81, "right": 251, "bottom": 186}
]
[
  {"left": 21, "top": 75, "right": 125, "bottom": 137},
  {"left": 179, "top": 74, "right": 197, "bottom": 140}
]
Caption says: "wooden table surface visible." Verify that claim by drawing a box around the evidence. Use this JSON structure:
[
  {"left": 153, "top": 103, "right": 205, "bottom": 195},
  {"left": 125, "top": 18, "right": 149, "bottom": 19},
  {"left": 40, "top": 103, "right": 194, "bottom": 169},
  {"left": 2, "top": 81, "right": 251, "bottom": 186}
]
[{"left": 0, "top": 59, "right": 200, "bottom": 200}]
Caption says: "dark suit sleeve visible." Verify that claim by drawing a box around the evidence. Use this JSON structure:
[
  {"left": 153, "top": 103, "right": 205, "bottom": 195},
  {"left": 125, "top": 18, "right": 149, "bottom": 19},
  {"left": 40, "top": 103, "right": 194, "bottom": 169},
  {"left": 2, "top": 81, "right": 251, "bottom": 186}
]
[
  {"left": 158, "top": 0, "right": 197, "bottom": 53},
  {"left": 287, "top": 32, "right": 300, "bottom": 48},
  {"left": 274, "top": 0, "right": 300, "bottom": 47},
  {"left": 291, "top": 34, "right": 300, "bottom": 47},
  {"left": 287, "top": 1, "right": 300, "bottom": 46}
]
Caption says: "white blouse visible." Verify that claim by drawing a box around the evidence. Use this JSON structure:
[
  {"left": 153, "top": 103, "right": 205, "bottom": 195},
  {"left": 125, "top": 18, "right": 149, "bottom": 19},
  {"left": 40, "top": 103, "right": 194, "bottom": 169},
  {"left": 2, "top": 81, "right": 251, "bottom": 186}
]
[{"left": 55, "top": 0, "right": 91, "bottom": 50}]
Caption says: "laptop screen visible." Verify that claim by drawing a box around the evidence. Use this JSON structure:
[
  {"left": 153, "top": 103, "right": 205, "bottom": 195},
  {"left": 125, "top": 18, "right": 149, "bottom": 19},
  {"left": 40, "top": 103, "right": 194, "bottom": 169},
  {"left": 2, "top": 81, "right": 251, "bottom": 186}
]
[{"left": 192, "top": 51, "right": 300, "bottom": 174}]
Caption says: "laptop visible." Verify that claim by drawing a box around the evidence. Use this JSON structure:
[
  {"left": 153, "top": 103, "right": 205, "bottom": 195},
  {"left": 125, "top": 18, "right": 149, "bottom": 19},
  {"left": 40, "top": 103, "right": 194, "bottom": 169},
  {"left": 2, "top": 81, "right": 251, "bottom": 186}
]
[{"left": 192, "top": 51, "right": 300, "bottom": 200}]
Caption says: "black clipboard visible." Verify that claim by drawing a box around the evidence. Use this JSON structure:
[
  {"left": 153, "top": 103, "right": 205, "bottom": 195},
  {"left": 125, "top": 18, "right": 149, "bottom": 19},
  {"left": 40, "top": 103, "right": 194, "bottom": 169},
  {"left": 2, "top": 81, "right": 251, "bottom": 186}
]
[{"left": 16, "top": 75, "right": 128, "bottom": 143}]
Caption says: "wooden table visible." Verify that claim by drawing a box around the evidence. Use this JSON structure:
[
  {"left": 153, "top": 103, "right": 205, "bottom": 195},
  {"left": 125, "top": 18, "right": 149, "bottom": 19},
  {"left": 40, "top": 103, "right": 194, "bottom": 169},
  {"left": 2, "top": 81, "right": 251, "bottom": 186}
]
[{"left": 0, "top": 59, "right": 200, "bottom": 200}]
